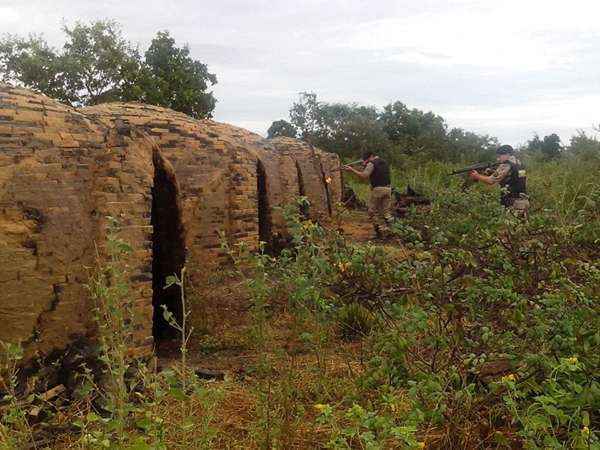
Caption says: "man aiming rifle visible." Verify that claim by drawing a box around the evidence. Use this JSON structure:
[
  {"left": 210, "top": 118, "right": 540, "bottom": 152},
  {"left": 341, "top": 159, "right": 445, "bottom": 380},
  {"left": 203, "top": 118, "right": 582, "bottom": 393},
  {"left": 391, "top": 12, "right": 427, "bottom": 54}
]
[
  {"left": 463, "top": 144, "right": 529, "bottom": 216},
  {"left": 451, "top": 161, "right": 500, "bottom": 192},
  {"left": 343, "top": 151, "right": 394, "bottom": 238}
]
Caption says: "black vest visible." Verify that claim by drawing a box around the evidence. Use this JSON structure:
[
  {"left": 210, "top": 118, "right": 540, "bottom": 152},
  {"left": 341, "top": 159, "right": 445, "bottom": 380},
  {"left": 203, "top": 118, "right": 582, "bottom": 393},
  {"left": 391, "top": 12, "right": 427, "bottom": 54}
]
[
  {"left": 369, "top": 158, "right": 391, "bottom": 188},
  {"left": 500, "top": 160, "right": 527, "bottom": 207}
]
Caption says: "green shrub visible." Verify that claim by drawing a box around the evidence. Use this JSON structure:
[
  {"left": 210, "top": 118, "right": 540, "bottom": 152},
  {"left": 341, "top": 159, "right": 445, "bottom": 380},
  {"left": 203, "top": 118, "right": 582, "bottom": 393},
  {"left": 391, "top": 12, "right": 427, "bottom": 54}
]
[{"left": 336, "top": 303, "right": 374, "bottom": 341}]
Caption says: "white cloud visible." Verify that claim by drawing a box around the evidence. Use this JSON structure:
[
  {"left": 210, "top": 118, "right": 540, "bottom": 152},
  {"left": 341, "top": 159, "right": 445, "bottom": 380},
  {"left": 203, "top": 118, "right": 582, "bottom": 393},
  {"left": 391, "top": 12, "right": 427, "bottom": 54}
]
[
  {"left": 0, "top": 6, "right": 19, "bottom": 24},
  {"left": 1, "top": 0, "right": 599, "bottom": 145},
  {"left": 441, "top": 94, "right": 600, "bottom": 145},
  {"left": 337, "top": 1, "right": 599, "bottom": 70}
]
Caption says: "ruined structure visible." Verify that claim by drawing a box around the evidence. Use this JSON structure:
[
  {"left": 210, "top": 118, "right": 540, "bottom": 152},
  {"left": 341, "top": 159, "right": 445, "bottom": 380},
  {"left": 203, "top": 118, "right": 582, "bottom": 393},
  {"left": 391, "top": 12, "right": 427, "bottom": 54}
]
[{"left": 0, "top": 85, "right": 342, "bottom": 361}]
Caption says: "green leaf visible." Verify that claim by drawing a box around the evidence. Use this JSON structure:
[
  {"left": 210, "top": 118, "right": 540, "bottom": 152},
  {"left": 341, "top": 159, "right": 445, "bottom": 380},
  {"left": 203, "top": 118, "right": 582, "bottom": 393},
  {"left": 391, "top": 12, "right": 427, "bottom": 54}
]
[
  {"left": 135, "top": 417, "right": 153, "bottom": 431},
  {"left": 164, "top": 275, "right": 180, "bottom": 289},
  {"left": 169, "top": 387, "right": 187, "bottom": 401},
  {"left": 181, "top": 418, "right": 195, "bottom": 431},
  {"left": 582, "top": 411, "right": 590, "bottom": 427}
]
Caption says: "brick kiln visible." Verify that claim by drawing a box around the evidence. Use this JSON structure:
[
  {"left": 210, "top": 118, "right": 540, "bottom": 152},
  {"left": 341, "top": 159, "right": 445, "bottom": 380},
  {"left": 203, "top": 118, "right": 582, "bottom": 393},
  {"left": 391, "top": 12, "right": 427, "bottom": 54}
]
[{"left": 0, "top": 85, "right": 342, "bottom": 361}]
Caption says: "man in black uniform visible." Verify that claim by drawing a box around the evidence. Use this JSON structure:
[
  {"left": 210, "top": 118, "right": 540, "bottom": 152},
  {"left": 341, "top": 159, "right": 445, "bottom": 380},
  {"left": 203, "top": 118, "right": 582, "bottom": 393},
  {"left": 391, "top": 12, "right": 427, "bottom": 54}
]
[
  {"left": 469, "top": 144, "right": 529, "bottom": 216},
  {"left": 344, "top": 151, "right": 394, "bottom": 237}
]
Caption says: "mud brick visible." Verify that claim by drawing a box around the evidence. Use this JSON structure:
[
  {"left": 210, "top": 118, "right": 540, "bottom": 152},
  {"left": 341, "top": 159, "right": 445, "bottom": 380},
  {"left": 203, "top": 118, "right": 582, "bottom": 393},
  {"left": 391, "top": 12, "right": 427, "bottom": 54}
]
[{"left": 2, "top": 84, "right": 340, "bottom": 366}]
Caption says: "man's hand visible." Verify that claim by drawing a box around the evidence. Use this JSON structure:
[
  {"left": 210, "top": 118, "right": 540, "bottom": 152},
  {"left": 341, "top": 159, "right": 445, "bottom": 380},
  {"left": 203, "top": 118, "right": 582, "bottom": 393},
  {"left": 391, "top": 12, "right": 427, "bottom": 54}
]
[
  {"left": 468, "top": 170, "right": 480, "bottom": 181},
  {"left": 343, "top": 165, "right": 353, "bottom": 172}
]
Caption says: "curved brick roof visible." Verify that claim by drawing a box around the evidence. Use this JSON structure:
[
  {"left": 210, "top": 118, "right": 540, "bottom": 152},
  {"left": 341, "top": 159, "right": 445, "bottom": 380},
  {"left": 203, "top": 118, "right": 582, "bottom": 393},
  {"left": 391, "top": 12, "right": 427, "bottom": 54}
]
[
  {"left": 0, "top": 85, "right": 156, "bottom": 358},
  {"left": 1, "top": 86, "right": 341, "bottom": 361}
]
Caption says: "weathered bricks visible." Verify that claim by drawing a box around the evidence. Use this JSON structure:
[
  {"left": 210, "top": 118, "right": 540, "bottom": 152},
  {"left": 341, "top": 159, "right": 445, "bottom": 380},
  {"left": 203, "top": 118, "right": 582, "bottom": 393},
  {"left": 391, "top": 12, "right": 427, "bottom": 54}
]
[{"left": 1, "top": 84, "right": 341, "bottom": 363}]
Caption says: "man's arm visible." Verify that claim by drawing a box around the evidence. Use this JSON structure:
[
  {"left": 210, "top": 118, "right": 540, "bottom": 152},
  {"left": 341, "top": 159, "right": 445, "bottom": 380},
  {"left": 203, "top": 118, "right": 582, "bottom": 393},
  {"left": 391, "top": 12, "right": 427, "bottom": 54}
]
[
  {"left": 345, "top": 162, "right": 373, "bottom": 180},
  {"left": 469, "top": 163, "right": 510, "bottom": 186}
]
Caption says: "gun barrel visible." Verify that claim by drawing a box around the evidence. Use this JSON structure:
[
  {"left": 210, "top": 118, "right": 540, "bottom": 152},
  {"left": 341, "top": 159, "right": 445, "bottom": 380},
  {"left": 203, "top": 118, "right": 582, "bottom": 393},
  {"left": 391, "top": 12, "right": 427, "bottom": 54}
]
[
  {"left": 346, "top": 159, "right": 364, "bottom": 166},
  {"left": 450, "top": 162, "right": 497, "bottom": 176},
  {"left": 334, "top": 159, "right": 364, "bottom": 172}
]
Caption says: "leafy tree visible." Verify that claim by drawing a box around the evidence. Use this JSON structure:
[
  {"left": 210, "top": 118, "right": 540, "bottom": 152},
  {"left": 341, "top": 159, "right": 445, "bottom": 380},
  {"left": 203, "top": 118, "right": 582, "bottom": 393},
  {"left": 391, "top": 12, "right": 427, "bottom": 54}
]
[
  {"left": 567, "top": 130, "right": 600, "bottom": 161},
  {"left": 267, "top": 119, "right": 297, "bottom": 139},
  {"left": 281, "top": 92, "right": 499, "bottom": 162},
  {"left": 317, "top": 102, "right": 389, "bottom": 158},
  {"left": 138, "top": 31, "right": 217, "bottom": 119},
  {"left": 289, "top": 92, "right": 322, "bottom": 144},
  {"left": 289, "top": 92, "right": 390, "bottom": 158},
  {"left": 527, "top": 133, "right": 563, "bottom": 160},
  {"left": 61, "top": 21, "right": 142, "bottom": 105},
  {"left": 0, "top": 35, "right": 70, "bottom": 102},
  {"left": 379, "top": 101, "right": 447, "bottom": 154},
  {"left": 446, "top": 128, "right": 498, "bottom": 162},
  {"left": 0, "top": 21, "right": 217, "bottom": 118},
  {"left": 0, "top": 20, "right": 141, "bottom": 105}
]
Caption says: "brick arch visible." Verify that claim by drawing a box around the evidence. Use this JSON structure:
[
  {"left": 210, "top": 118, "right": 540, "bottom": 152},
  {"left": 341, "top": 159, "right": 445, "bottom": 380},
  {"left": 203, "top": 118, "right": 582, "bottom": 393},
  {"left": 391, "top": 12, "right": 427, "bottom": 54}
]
[
  {"left": 81, "top": 104, "right": 260, "bottom": 275},
  {"left": 0, "top": 84, "right": 344, "bottom": 363},
  {"left": 252, "top": 146, "right": 300, "bottom": 245},
  {"left": 316, "top": 150, "right": 343, "bottom": 212},
  {"left": 256, "top": 159, "right": 272, "bottom": 250},
  {"left": 0, "top": 86, "right": 102, "bottom": 358},
  {"left": 0, "top": 86, "right": 157, "bottom": 359},
  {"left": 267, "top": 137, "right": 342, "bottom": 221},
  {"left": 150, "top": 143, "right": 186, "bottom": 343}
]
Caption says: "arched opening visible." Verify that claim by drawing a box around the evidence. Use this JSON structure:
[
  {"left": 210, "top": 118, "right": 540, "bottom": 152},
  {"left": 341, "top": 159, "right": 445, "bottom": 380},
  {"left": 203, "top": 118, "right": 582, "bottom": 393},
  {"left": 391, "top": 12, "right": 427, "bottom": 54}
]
[
  {"left": 318, "top": 160, "right": 333, "bottom": 216},
  {"left": 257, "top": 160, "right": 273, "bottom": 252},
  {"left": 151, "top": 150, "right": 186, "bottom": 344},
  {"left": 295, "top": 161, "right": 310, "bottom": 219}
]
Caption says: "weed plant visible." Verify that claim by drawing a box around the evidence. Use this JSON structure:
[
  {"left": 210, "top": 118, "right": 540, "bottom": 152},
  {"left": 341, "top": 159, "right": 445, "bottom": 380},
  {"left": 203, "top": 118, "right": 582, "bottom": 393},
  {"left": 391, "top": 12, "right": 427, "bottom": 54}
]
[{"left": 0, "top": 157, "right": 598, "bottom": 449}]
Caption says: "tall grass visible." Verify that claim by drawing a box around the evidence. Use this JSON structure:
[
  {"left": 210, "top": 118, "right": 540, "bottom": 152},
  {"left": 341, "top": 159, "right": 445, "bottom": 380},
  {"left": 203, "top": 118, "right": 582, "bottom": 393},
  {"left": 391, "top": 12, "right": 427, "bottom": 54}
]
[{"left": 346, "top": 156, "right": 600, "bottom": 225}]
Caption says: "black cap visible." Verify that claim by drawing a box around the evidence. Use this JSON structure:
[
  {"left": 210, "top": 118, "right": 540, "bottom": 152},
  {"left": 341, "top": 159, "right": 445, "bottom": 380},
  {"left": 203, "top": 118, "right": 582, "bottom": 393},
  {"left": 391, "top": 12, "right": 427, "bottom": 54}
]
[
  {"left": 362, "top": 150, "right": 374, "bottom": 161},
  {"left": 496, "top": 145, "right": 514, "bottom": 155}
]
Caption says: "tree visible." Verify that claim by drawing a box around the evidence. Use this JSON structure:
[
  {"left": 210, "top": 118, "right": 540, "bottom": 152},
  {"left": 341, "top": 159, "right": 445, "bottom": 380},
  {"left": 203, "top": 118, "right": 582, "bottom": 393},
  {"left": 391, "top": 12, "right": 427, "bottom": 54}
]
[
  {"left": 281, "top": 92, "right": 498, "bottom": 162},
  {"left": 0, "top": 35, "right": 70, "bottom": 102},
  {"left": 1, "top": 20, "right": 141, "bottom": 106},
  {"left": 61, "top": 21, "right": 143, "bottom": 105},
  {"left": 567, "top": 131, "right": 600, "bottom": 161},
  {"left": 139, "top": 31, "right": 217, "bottom": 119},
  {"left": 378, "top": 101, "right": 448, "bottom": 155},
  {"left": 289, "top": 92, "right": 390, "bottom": 158},
  {"left": 289, "top": 92, "right": 322, "bottom": 144},
  {"left": 446, "top": 128, "right": 498, "bottom": 162},
  {"left": 267, "top": 119, "right": 297, "bottom": 138},
  {"left": 0, "top": 21, "right": 217, "bottom": 118},
  {"left": 527, "top": 133, "right": 562, "bottom": 160}
]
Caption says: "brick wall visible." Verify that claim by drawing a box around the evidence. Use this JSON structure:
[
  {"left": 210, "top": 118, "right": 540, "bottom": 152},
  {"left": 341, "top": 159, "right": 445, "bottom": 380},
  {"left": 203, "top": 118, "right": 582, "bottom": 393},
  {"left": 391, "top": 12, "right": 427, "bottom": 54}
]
[
  {"left": 1, "top": 86, "right": 341, "bottom": 361},
  {"left": 0, "top": 86, "right": 154, "bottom": 360},
  {"left": 267, "top": 137, "right": 343, "bottom": 220}
]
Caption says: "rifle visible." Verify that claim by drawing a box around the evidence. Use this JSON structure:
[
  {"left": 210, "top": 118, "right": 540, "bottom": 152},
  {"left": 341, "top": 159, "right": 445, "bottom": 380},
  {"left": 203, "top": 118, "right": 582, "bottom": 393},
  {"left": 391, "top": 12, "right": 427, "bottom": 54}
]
[
  {"left": 450, "top": 161, "right": 499, "bottom": 176},
  {"left": 333, "top": 159, "right": 364, "bottom": 172},
  {"left": 450, "top": 161, "right": 499, "bottom": 191}
]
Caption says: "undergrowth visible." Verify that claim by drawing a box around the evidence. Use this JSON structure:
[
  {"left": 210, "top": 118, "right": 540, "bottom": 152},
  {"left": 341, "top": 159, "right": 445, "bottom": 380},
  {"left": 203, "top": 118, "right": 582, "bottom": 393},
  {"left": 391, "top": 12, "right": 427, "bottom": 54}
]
[{"left": 0, "top": 158, "right": 598, "bottom": 449}]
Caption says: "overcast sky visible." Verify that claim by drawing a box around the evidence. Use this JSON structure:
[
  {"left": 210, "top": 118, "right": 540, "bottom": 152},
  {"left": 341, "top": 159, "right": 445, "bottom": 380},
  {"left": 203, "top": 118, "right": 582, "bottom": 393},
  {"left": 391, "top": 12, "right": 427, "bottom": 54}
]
[{"left": 1, "top": 0, "right": 599, "bottom": 146}]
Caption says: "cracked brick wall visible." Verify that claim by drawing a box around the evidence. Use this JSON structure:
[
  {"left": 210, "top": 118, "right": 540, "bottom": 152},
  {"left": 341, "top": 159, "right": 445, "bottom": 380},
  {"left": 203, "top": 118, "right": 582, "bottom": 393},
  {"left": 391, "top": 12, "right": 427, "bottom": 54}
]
[
  {"left": 82, "top": 104, "right": 342, "bottom": 261},
  {"left": 1, "top": 85, "right": 341, "bottom": 361},
  {"left": 0, "top": 85, "right": 155, "bottom": 360},
  {"left": 267, "top": 137, "right": 343, "bottom": 220}
]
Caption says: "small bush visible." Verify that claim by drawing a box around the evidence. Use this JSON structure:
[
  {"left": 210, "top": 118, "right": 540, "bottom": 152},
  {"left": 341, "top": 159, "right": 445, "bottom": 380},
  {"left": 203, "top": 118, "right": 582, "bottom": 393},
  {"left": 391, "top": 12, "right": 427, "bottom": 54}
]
[{"left": 336, "top": 303, "right": 374, "bottom": 340}]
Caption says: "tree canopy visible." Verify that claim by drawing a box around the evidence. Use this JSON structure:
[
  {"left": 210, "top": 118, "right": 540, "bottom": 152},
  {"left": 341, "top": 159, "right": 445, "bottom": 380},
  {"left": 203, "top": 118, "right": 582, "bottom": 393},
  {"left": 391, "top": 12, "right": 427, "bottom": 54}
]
[
  {"left": 526, "top": 133, "right": 563, "bottom": 160},
  {"left": 267, "top": 119, "right": 297, "bottom": 139},
  {"left": 567, "top": 131, "right": 600, "bottom": 161},
  {"left": 0, "top": 20, "right": 217, "bottom": 118},
  {"left": 275, "top": 92, "right": 498, "bottom": 163}
]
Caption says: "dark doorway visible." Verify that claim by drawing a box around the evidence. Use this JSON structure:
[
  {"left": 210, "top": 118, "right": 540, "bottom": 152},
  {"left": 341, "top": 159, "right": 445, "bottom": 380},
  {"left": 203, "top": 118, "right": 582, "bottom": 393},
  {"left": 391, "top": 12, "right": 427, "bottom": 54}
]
[
  {"left": 257, "top": 160, "right": 272, "bottom": 252},
  {"left": 318, "top": 160, "right": 333, "bottom": 216},
  {"left": 295, "top": 162, "right": 310, "bottom": 219},
  {"left": 151, "top": 150, "right": 186, "bottom": 342}
]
